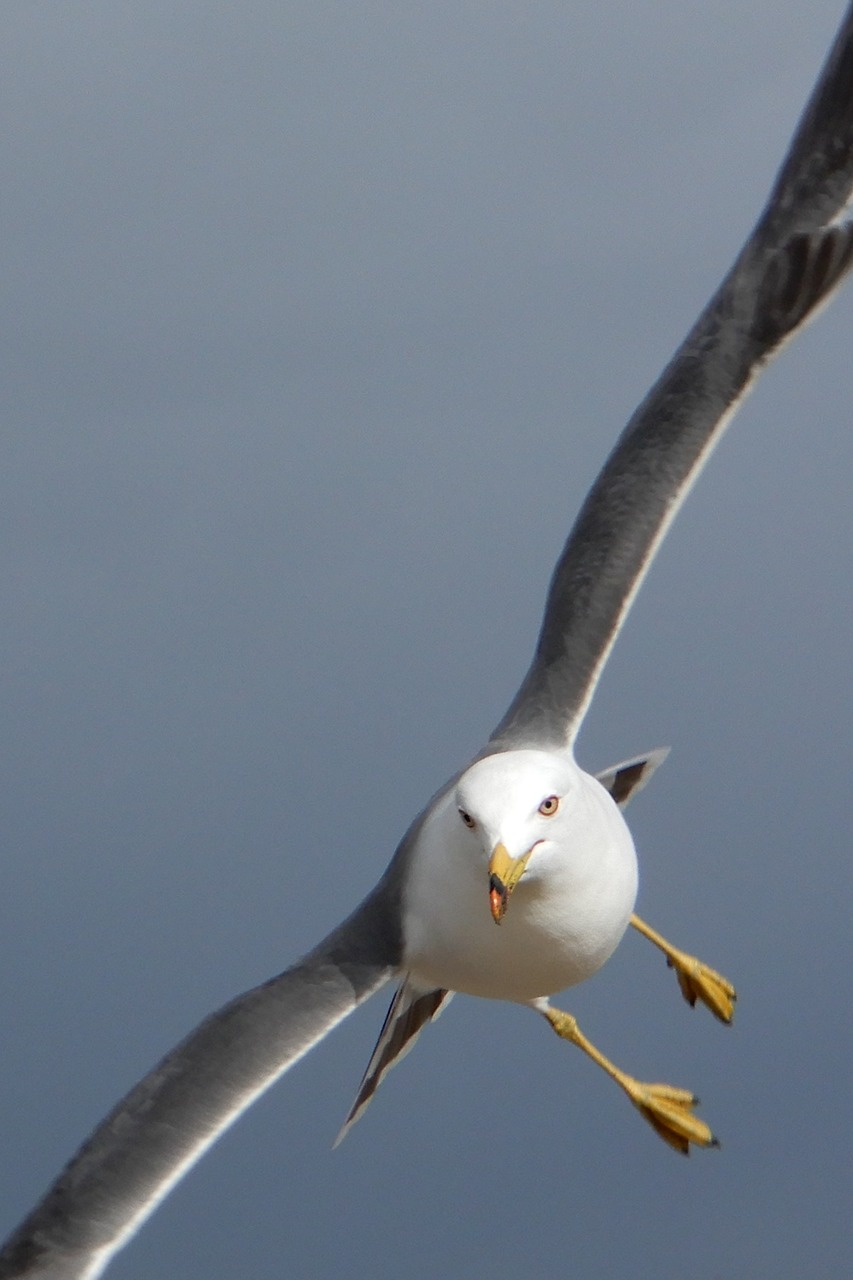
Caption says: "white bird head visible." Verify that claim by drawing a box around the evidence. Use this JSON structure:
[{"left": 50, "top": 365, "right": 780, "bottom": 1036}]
[{"left": 453, "top": 749, "right": 586, "bottom": 922}]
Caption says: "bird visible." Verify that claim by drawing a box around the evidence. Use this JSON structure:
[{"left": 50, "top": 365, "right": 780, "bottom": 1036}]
[{"left": 3, "top": 6, "right": 853, "bottom": 1278}]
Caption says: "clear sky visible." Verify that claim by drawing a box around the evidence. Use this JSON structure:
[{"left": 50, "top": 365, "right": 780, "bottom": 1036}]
[{"left": 2, "top": 3, "right": 852, "bottom": 1277}]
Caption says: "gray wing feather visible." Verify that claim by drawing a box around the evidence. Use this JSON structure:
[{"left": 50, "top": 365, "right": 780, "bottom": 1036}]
[
  {"left": 333, "top": 980, "right": 453, "bottom": 1147},
  {"left": 0, "top": 884, "right": 402, "bottom": 1280},
  {"left": 490, "top": 4, "right": 853, "bottom": 753}
]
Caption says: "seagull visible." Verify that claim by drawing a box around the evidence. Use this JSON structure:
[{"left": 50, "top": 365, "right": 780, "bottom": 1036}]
[{"left": 3, "top": 7, "right": 853, "bottom": 1278}]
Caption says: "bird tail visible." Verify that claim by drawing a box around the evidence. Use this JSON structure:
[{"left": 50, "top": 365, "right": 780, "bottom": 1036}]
[{"left": 334, "top": 980, "right": 452, "bottom": 1146}]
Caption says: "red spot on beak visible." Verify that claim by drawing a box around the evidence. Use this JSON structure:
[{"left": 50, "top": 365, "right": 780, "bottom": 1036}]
[{"left": 489, "top": 875, "right": 508, "bottom": 924}]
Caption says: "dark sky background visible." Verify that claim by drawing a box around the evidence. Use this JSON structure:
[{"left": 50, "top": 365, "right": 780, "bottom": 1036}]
[{"left": 2, "top": 3, "right": 853, "bottom": 1277}]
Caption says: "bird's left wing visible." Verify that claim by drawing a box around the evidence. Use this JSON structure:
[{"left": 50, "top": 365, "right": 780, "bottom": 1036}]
[
  {"left": 488, "top": 4, "right": 853, "bottom": 754},
  {"left": 0, "top": 883, "right": 402, "bottom": 1280}
]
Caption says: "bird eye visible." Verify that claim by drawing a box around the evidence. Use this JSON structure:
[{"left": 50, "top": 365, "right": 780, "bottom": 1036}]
[
  {"left": 538, "top": 795, "right": 559, "bottom": 816},
  {"left": 458, "top": 808, "right": 476, "bottom": 830}
]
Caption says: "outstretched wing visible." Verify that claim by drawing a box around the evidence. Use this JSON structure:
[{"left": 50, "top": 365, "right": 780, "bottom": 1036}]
[
  {"left": 0, "top": 885, "right": 402, "bottom": 1280},
  {"left": 489, "top": 5, "right": 853, "bottom": 755}
]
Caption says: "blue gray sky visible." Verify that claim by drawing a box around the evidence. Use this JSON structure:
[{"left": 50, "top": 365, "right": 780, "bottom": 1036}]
[{"left": 2, "top": 3, "right": 852, "bottom": 1277}]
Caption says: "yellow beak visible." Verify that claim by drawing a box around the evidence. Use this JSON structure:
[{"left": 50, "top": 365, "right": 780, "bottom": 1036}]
[{"left": 488, "top": 842, "right": 534, "bottom": 924}]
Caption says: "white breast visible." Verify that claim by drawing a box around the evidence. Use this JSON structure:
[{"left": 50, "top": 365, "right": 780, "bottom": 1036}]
[{"left": 402, "top": 764, "right": 638, "bottom": 1003}]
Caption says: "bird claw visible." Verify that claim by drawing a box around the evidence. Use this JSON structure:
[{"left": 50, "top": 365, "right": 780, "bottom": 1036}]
[
  {"left": 626, "top": 1081, "right": 719, "bottom": 1155},
  {"left": 667, "top": 953, "right": 737, "bottom": 1025}
]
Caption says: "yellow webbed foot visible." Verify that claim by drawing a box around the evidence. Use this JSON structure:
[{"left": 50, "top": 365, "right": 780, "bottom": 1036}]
[
  {"left": 667, "top": 953, "right": 737, "bottom": 1025},
  {"left": 629, "top": 915, "right": 737, "bottom": 1024},
  {"left": 539, "top": 1004, "right": 719, "bottom": 1156},
  {"left": 622, "top": 1080, "right": 719, "bottom": 1156}
]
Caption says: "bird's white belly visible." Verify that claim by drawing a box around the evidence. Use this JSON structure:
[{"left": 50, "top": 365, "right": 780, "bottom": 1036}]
[{"left": 402, "top": 776, "right": 638, "bottom": 1003}]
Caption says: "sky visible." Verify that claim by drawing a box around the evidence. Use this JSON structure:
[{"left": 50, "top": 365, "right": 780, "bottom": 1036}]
[{"left": 2, "top": 2, "right": 852, "bottom": 1277}]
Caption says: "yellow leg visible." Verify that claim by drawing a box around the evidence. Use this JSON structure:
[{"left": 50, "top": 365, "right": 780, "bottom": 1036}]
[
  {"left": 540, "top": 1005, "right": 717, "bottom": 1155},
  {"left": 630, "top": 913, "right": 737, "bottom": 1025}
]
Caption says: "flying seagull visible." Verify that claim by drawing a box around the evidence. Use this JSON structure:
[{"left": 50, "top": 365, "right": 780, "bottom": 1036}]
[{"left": 3, "top": 7, "right": 853, "bottom": 1278}]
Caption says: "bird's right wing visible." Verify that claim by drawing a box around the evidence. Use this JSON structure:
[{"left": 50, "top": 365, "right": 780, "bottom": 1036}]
[
  {"left": 488, "top": 4, "right": 853, "bottom": 757},
  {"left": 0, "top": 882, "right": 402, "bottom": 1280}
]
